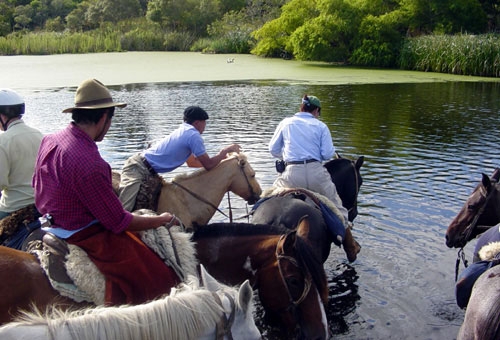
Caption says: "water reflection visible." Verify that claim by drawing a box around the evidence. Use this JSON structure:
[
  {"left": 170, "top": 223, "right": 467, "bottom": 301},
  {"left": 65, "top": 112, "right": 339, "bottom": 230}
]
[{"left": 20, "top": 80, "right": 500, "bottom": 339}]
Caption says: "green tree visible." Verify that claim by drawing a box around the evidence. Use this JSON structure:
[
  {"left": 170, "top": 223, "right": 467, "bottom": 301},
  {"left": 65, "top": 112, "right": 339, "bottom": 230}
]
[
  {"left": 14, "top": 5, "right": 34, "bottom": 30},
  {"left": 252, "top": 0, "right": 317, "bottom": 57}
]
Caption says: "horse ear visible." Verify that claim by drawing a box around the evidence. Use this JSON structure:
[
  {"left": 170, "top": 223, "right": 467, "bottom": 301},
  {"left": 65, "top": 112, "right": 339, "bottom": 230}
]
[
  {"left": 492, "top": 168, "right": 500, "bottom": 182},
  {"left": 200, "top": 264, "right": 221, "bottom": 292},
  {"left": 356, "top": 156, "right": 364, "bottom": 170},
  {"left": 482, "top": 173, "right": 492, "bottom": 189},
  {"left": 295, "top": 216, "right": 310, "bottom": 240},
  {"left": 238, "top": 280, "right": 253, "bottom": 313}
]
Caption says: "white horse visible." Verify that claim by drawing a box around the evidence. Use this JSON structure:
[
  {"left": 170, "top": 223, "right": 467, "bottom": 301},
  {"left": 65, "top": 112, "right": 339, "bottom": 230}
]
[{"left": 0, "top": 265, "right": 261, "bottom": 340}]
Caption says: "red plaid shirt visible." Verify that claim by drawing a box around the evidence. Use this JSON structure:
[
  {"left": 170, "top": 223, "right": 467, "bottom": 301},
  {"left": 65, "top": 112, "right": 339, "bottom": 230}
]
[{"left": 33, "top": 123, "right": 132, "bottom": 233}]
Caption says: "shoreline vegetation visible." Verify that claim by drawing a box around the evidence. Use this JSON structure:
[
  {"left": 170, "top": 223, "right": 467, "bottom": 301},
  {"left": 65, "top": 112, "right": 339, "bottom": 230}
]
[
  {"left": 1, "top": 31, "right": 499, "bottom": 78},
  {"left": 1, "top": 1, "right": 499, "bottom": 78}
]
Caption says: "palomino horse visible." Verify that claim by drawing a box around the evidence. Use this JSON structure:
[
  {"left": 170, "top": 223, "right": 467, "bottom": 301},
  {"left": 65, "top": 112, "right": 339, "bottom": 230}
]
[
  {"left": 0, "top": 265, "right": 261, "bottom": 340},
  {"left": 113, "top": 153, "right": 262, "bottom": 228},
  {"left": 251, "top": 155, "right": 364, "bottom": 262},
  {"left": 192, "top": 218, "right": 329, "bottom": 339},
  {"left": 445, "top": 168, "right": 500, "bottom": 249}
]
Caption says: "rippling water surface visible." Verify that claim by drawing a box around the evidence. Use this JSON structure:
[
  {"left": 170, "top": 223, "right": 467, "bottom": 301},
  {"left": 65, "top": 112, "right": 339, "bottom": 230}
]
[{"left": 19, "top": 80, "right": 500, "bottom": 339}]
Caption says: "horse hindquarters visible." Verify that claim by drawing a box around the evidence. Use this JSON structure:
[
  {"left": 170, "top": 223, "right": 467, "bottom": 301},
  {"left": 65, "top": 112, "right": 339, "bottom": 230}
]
[
  {"left": 457, "top": 266, "right": 500, "bottom": 340},
  {"left": 0, "top": 246, "right": 73, "bottom": 325}
]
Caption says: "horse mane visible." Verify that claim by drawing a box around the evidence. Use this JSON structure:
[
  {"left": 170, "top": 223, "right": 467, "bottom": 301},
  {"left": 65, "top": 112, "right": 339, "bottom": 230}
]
[
  {"left": 293, "top": 235, "right": 329, "bottom": 302},
  {"left": 191, "top": 222, "right": 289, "bottom": 240},
  {"left": 171, "top": 153, "right": 246, "bottom": 181},
  {"left": 14, "top": 285, "right": 223, "bottom": 340}
]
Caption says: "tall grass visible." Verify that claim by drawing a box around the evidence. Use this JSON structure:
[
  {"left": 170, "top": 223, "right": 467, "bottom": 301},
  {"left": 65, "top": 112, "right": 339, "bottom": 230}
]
[
  {"left": 400, "top": 34, "right": 500, "bottom": 77},
  {"left": 0, "top": 31, "right": 122, "bottom": 55}
]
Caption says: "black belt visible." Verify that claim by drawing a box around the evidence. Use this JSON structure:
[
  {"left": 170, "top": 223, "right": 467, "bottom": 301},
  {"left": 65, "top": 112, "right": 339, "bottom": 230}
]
[
  {"left": 141, "top": 156, "right": 157, "bottom": 175},
  {"left": 286, "top": 159, "right": 319, "bottom": 165}
]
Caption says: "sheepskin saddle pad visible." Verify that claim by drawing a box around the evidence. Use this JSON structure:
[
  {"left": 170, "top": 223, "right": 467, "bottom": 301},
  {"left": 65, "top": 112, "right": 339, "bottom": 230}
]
[{"left": 26, "top": 211, "right": 198, "bottom": 305}]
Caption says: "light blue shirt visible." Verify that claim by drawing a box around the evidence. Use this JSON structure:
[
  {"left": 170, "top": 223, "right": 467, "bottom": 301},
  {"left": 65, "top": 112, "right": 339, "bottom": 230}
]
[
  {"left": 269, "top": 112, "right": 335, "bottom": 162},
  {"left": 144, "top": 123, "right": 206, "bottom": 173}
]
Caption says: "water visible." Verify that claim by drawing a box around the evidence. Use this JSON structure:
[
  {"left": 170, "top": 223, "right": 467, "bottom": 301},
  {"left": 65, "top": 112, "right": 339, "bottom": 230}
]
[{"left": 6, "top": 54, "right": 500, "bottom": 339}]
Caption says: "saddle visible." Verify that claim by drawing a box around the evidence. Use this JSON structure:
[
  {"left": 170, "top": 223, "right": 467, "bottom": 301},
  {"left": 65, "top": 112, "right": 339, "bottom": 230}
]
[
  {"left": 24, "top": 215, "right": 198, "bottom": 305},
  {"left": 27, "top": 230, "right": 73, "bottom": 284},
  {"left": 256, "top": 187, "right": 346, "bottom": 246},
  {"left": 134, "top": 173, "right": 163, "bottom": 211}
]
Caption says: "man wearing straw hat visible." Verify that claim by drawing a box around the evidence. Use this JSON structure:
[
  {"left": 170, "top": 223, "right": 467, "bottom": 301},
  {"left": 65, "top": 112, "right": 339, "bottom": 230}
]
[{"left": 33, "top": 79, "right": 181, "bottom": 305}]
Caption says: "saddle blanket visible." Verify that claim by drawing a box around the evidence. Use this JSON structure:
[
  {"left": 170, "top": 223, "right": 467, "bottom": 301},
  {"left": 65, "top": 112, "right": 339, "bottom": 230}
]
[{"left": 30, "top": 220, "right": 197, "bottom": 305}]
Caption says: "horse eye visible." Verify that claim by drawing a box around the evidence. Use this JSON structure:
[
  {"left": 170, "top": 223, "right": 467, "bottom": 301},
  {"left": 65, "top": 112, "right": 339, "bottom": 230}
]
[{"left": 286, "top": 277, "right": 302, "bottom": 291}]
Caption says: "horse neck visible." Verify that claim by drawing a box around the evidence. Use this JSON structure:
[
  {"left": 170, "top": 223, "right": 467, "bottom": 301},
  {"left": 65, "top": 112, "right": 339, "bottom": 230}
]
[
  {"left": 196, "top": 233, "right": 279, "bottom": 282},
  {"left": 158, "top": 164, "right": 237, "bottom": 225}
]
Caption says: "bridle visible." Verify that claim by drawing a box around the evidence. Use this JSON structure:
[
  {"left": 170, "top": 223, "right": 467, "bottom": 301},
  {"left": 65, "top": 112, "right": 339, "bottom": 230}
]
[
  {"left": 455, "top": 183, "right": 496, "bottom": 281},
  {"left": 213, "top": 291, "right": 236, "bottom": 340},
  {"left": 171, "top": 156, "right": 258, "bottom": 222},
  {"left": 275, "top": 234, "right": 313, "bottom": 313},
  {"left": 346, "top": 159, "right": 361, "bottom": 218}
]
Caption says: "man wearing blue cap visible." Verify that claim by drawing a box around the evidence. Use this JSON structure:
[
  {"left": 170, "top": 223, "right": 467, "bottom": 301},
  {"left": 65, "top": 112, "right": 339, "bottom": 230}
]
[{"left": 119, "top": 105, "right": 241, "bottom": 212}]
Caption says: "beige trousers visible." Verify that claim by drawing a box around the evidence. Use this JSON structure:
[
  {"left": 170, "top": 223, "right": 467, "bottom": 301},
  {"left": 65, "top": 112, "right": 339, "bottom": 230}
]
[
  {"left": 118, "top": 153, "right": 150, "bottom": 212},
  {"left": 273, "top": 161, "right": 349, "bottom": 224}
]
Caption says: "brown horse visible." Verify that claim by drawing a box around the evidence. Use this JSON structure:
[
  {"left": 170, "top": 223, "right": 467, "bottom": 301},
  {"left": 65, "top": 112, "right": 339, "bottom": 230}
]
[
  {"left": 192, "top": 218, "right": 329, "bottom": 339},
  {"left": 0, "top": 219, "right": 200, "bottom": 326},
  {"left": 113, "top": 153, "right": 262, "bottom": 227},
  {"left": 446, "top": 168, "right": 500, "bottom": 249},
  {"left": 0, "top": 246, "right": 86, "bottom": 325}
]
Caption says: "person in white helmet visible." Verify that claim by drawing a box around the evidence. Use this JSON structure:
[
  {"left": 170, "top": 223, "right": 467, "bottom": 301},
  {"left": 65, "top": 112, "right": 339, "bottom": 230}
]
[{"left": 0, "top": 89, "right": 43, "bottom": 222}]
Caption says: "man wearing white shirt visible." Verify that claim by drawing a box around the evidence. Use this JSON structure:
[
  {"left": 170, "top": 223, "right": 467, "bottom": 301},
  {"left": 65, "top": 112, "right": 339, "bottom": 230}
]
[{"left": 269, "top": 94, "right": 360, "bottom": 262}]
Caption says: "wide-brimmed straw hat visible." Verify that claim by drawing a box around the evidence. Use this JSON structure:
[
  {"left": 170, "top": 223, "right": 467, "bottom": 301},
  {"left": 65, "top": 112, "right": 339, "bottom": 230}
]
[{"left": 62, "top": 78, "right": 127, "bottom": 113}]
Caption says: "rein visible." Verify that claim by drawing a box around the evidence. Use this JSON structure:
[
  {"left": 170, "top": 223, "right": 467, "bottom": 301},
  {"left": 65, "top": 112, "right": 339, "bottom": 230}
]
[
  {"left": 213, "top": 291, "right": 236, "bottom": 340},
  {"left": 171, "top": 157, "right": 257, "bottom": 222},
  {"left": 275, "top": 234, "right": 312, "bottom": 310},
  {"left": 455, "top": 183, "right": 497, "bottom": 281},
  {"left": 346, "top": 159, "right": 360, "bottom": 216},
  {"left": 171, "top": 180, "right": 229, "bottom": 218}
]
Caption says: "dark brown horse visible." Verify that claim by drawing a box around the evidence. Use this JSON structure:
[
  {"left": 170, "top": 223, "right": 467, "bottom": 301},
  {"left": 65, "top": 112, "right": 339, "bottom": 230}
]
[
  {"left": 446, "top": 168, "right": 500, "bottom": 249},
  {"left": 192, "top": 218, "right": 329, "bottom": 340},
  {"left": 251, "top": 155, "right": 364, "bottom": 262},
  {"left": 324, "top": 155, "right": 364, "bottom": 222}
]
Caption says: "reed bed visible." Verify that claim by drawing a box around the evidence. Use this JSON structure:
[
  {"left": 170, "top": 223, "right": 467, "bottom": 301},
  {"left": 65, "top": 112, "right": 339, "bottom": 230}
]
[
  {"left": 0, "top": 31, "right": 122, "bottom": 55},
  {"left": 400, "top": 34, "right": 500, "bottom": 77}
]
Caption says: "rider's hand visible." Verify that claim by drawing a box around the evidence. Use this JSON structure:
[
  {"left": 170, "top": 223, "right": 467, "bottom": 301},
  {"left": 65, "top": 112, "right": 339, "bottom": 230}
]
[
  {"left": 158, "top": 212, "right": 178, "bottom": 228},
  {"left": 224, "top": 144, "right": 241, "bottom": 156}
]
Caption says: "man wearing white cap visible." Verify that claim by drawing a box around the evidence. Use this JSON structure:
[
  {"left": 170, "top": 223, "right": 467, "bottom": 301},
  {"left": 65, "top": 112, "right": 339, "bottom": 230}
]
[{"left": 0, "top": 89, "right": 43, "bottom": 223}]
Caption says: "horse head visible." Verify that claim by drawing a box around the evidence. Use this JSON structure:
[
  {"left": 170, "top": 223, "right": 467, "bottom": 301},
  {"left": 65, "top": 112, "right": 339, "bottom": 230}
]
[
  {"left": 225, "top": 153, "right": 262, "bottom": 205},
  {"left": 324, "top": 155, "right": 364, "bottom": 222},
  {"left": 259, "top": 217, "right": 329, "bottom": 339},
  {"left": 199, "top": 265, "right": 261, "bottom": 340},
  {"left": 446, "top": 168, "right": 500, "bottom": 248}
]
